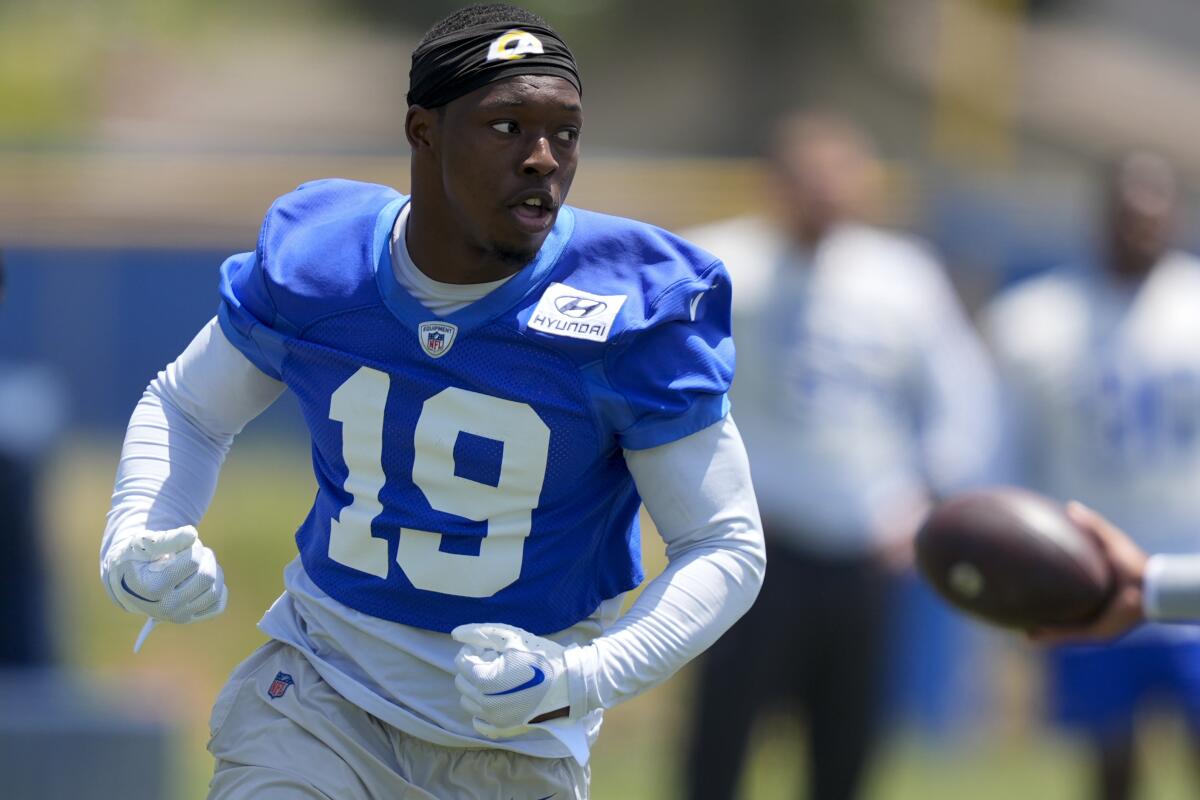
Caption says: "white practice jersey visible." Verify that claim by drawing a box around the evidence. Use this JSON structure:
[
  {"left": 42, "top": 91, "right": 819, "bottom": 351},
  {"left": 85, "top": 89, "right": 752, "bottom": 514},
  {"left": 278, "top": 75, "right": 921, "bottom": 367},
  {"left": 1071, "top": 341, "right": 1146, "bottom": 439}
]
[
  {"left": 984, "top": 252, "right": 1200, "bottom": 557},
  {"left": 686, "top": 217, "right": 1001, "bottom": 556}
]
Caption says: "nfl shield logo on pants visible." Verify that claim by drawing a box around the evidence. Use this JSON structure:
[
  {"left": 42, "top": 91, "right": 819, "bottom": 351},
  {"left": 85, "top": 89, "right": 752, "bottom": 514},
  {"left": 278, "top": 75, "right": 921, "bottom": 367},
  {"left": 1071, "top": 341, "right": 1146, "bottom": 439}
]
[
  {"left": 418, "top": 321, "right": 458, "bottom": 358},
  {"left": 267, "top": 671, "right": 294, "bottom": 699}
]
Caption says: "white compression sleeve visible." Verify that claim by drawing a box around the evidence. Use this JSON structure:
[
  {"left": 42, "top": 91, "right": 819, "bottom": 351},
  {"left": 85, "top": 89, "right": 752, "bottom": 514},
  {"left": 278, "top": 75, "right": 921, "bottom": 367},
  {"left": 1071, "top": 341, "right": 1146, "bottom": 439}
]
[
  {"left": 1144, "top": 554, "right": 1200, "bottom": 623},
  {"left": 564, "top": 415, "right": 766, "bottom": 715},
  {"left": 101, "top": 318, "right": 284, "bottom": 580}
]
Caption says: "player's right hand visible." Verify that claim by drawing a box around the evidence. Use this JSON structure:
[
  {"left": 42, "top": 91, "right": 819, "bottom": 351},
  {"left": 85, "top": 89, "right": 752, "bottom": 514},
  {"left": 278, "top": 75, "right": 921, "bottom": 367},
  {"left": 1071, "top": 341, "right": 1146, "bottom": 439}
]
[
  {"left": 1029, "top": 502, "right": 1147, "bottom": 644},
  {"left": 451, "top": 622, "right": 572, "bottom": 739},
  {"left": 102, "top": 526, "right": 228, "bottom": 624}
]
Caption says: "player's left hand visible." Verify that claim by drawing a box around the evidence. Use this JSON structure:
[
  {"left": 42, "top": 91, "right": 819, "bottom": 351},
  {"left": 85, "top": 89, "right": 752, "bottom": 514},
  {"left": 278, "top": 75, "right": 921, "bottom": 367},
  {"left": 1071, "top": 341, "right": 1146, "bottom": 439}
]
[
  {"left": 870, "top": 497, "right": 930, "bottom": 574},
  {"left": 1029, "top": 501, "right": 1148, "bottom": 644},
  {"left": 452, "top": 622, "right": 572, "bottom": 739}
]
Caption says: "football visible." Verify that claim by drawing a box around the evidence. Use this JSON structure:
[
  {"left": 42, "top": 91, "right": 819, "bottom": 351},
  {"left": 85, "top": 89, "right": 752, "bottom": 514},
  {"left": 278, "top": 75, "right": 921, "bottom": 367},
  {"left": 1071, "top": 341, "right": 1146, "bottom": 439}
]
[{"left": 914, "top": 488, "right": 1114, "bottom": 629}]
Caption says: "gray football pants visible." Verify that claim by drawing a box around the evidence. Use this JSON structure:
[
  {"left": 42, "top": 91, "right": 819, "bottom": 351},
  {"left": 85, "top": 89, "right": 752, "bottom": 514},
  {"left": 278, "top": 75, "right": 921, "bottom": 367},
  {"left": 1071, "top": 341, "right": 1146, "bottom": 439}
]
[{"left": 207, "top": 640, "right": 588, "bottom": 799}]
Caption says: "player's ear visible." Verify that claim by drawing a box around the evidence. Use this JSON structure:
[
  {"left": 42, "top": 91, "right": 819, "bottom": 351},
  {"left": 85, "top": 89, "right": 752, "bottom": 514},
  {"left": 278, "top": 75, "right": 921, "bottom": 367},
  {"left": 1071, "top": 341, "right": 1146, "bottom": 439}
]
[{"left": 406, "top": 106, "right": 439, "bottom": 152}]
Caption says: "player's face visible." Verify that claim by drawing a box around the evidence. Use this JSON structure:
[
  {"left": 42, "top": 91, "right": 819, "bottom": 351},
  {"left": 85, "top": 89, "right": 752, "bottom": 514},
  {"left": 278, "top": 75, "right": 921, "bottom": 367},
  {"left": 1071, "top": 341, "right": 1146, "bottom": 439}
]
[
  {"left": 773, "top": 136, "right": 871, "bottom": 245},
  {"left": 437, "top": 76, "right": 582, "bottom": 265},
  {"left": 1106, "top": 152, "right": 1176, "bottom": 278}
]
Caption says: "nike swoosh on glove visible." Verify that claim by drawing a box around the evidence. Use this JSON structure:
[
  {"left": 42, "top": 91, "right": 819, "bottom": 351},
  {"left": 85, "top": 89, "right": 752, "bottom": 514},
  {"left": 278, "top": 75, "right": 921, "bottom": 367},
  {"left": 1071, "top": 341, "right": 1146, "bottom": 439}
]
[
  {"left": 102, "top": 526, "right": 228, "bottom": 624},
  {"left": 452, "top": 622, "right": 573, "bottom": 739}
]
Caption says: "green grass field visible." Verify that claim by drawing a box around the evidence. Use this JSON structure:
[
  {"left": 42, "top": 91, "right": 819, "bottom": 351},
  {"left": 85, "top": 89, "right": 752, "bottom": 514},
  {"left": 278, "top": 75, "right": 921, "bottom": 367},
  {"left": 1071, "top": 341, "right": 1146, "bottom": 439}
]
[{"left": 47, "top": 439, "right": 1198, "bottom": 799}]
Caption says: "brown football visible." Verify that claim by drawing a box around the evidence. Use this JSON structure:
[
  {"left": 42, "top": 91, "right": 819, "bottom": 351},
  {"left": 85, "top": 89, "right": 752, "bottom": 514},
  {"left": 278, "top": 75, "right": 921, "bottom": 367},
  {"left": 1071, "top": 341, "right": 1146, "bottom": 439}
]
[{"left": 914, "top": 488, "right": 1114, "bottom": 629}]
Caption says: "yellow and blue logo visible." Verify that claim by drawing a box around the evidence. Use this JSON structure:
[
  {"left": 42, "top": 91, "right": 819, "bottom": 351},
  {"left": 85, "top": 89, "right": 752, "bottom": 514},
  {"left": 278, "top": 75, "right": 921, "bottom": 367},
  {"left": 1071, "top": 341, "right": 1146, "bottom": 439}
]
[{"left": 486, "top": 29, "right": 545, "bottom": 62}]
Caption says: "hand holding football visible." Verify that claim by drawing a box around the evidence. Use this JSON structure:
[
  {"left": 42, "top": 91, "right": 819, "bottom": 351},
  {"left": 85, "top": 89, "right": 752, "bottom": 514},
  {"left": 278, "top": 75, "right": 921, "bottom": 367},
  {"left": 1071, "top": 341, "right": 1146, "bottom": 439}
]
[{"left": 914, "top": 488, "right": 1114, "bottom": 629}]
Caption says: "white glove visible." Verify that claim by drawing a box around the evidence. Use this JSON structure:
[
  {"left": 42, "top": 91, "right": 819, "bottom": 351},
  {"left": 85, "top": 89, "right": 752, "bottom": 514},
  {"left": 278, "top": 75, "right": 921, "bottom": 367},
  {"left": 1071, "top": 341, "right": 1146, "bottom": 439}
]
[
  {"left": 102, "top": 525, "right": 228, "bottom": 624},
  {"left": 452, "top": 622, "right": 573, "bottom": 739}
]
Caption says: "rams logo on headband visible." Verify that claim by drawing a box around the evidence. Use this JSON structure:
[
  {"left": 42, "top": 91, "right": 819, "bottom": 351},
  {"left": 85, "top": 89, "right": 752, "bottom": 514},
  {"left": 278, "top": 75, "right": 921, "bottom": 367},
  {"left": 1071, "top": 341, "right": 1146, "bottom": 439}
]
[{"left": 486, "top": 29, "right": 545, "bottom": 62}]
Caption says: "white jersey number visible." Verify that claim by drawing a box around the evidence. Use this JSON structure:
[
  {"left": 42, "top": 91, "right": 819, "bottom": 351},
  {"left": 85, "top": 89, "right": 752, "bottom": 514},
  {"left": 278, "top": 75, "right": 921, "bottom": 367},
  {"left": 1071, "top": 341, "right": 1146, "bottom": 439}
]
[{"left": 328, "top": 367, "right": 549, "bottom": 597}]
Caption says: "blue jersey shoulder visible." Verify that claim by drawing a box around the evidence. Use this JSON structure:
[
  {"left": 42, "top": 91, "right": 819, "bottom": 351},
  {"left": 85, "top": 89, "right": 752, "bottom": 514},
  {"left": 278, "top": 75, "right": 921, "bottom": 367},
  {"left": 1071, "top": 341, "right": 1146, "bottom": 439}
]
[
  {"left": 533, "top": 207, "right": 735, "bottom": 450},
  {"left": 218, "top": 179, "right": 402, "bottom": 377},
  {"left": 557, "top": 206, "right": 728, "bottom": 333},
  {"left": 255, "top": 178, "right": 402, "bottom": 331}
]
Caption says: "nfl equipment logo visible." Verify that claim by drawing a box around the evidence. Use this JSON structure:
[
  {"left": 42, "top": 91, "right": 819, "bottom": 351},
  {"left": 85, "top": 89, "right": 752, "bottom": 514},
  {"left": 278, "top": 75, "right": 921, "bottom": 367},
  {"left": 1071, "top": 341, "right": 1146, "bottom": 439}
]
[
  {"left": 418, "top": 321, "right": 458, "bottom": 358},
  {"left": 267, "top": 671, "right": 294, "bottom": 699}
]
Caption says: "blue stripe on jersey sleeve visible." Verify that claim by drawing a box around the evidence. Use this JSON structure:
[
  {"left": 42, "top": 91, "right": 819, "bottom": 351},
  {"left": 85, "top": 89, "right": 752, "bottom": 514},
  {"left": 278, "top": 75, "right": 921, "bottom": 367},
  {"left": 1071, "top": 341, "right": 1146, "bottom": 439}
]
[
  {"left": 217, "top": 251, "right": 290, "bottom": 381},
  {"left": 600, "top": 259, "right": 735, "bottom": 450},
  {"left": 620, "top": 393, "right": 731, "bottom": 450},
  {"left": 217, "top": 302, "right": 288, "bottom": 381}
]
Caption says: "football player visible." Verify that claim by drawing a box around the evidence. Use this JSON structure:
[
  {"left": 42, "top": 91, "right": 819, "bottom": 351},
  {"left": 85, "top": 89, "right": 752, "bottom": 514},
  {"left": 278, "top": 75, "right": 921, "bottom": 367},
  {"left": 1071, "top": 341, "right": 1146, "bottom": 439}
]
[
  {"left": 98, "top": 5, "right": 765, "bottom": 799},
  {"left": 985, "top": 150, "right": 1200, "bottom": 800}
]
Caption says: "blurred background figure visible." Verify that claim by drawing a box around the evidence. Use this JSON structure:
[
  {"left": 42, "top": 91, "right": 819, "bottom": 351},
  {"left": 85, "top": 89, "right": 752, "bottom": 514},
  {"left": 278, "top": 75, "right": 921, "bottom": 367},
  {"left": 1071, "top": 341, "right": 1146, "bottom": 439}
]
[
  {"left": 983, "top": 151, "right": 1200, "bottom": 800},
  {"left": 0, "top": 252, "right": 65, "bottom": 667},
  {"left": 680, "top": 112, "right": 1001, "bottom": 800}
]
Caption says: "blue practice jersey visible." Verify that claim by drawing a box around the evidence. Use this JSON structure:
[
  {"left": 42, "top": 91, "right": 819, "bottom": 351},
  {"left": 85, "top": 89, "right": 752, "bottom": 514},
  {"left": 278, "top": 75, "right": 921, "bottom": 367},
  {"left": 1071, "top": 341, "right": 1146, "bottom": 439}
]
[{"left": 218, "top": 179, "right": 733, "bottom": 635}]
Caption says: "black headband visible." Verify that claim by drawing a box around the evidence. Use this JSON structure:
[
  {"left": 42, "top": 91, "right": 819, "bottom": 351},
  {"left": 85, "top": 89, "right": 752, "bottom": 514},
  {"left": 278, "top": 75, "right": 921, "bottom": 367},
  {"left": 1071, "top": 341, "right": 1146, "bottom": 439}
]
[{"left": 407, "top": 23, "right": 582, "bottom": 109}]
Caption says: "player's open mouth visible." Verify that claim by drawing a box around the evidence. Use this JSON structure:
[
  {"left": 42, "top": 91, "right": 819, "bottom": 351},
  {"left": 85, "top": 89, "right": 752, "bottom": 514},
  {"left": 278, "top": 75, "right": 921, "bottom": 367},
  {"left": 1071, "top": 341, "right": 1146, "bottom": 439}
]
[{"left": 508, "top": 191, "right": 555, "bottom": 233}]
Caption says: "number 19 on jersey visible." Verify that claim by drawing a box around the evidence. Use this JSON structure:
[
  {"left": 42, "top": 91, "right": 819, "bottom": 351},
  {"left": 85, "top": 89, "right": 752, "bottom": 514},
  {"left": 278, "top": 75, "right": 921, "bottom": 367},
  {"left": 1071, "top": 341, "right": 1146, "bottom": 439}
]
[{"left": 328, "top": 366, "right": 550, "bottom": 598}]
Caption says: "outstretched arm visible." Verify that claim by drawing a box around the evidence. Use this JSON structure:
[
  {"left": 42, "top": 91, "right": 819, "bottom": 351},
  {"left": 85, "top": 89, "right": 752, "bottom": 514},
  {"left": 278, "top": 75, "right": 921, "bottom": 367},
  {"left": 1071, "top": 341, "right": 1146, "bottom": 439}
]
[{"left": 1053, "top": 502, "right": 1200, "bottom": 633}]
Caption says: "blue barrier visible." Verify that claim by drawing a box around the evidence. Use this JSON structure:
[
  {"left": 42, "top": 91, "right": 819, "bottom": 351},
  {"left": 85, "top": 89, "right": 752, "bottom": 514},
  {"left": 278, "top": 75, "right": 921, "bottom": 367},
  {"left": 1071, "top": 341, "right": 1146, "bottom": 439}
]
[{"left": 0, "top": 247, "right": 303, "bottom": 433}]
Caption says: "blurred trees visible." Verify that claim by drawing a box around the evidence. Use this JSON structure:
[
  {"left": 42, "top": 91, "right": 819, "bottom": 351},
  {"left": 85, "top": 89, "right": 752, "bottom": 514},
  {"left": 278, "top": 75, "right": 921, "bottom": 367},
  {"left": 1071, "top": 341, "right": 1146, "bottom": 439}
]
[{"left": 333, "top": 0, "right": 878, "bottom": 153}]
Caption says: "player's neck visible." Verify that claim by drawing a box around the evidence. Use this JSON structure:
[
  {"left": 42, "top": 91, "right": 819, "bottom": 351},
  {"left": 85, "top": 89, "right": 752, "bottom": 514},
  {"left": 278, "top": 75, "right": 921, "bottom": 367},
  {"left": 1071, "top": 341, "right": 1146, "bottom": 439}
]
[
  {"left": 790, "top": 217, "right": 840, "bottom": 250},
  {"left": 405, "top": 200, "right": 525, "bottom": 285},
  {"left": 1107, "top": 254, "right": 1159, "bottom": 284}
]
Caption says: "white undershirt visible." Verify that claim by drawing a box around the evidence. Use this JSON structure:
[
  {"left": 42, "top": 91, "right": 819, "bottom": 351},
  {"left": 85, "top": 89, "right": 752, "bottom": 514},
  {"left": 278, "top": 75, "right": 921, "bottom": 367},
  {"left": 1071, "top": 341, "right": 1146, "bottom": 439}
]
[
  {"left": 390, "top": 202, "right": 514, "bottom": 316},
  {"left": 102, "top": 318, "right": 765, "bottom": 762}
]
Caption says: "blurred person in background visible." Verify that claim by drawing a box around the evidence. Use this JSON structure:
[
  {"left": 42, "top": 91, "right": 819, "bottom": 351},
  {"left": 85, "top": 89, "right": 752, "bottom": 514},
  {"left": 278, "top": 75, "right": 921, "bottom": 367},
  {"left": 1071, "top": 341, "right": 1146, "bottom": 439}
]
[
  {"left": 97, "top": 4, "right": 764, "bottom": 798},
  {"left": 0, "top": 252, "right": 66, "bottom": 667},
  {"left": 681, "top": 112, "right": 1000, "bottom": 800},
  {"left": 984, "top": 150, "right": 1200, "bottom": 800}
]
